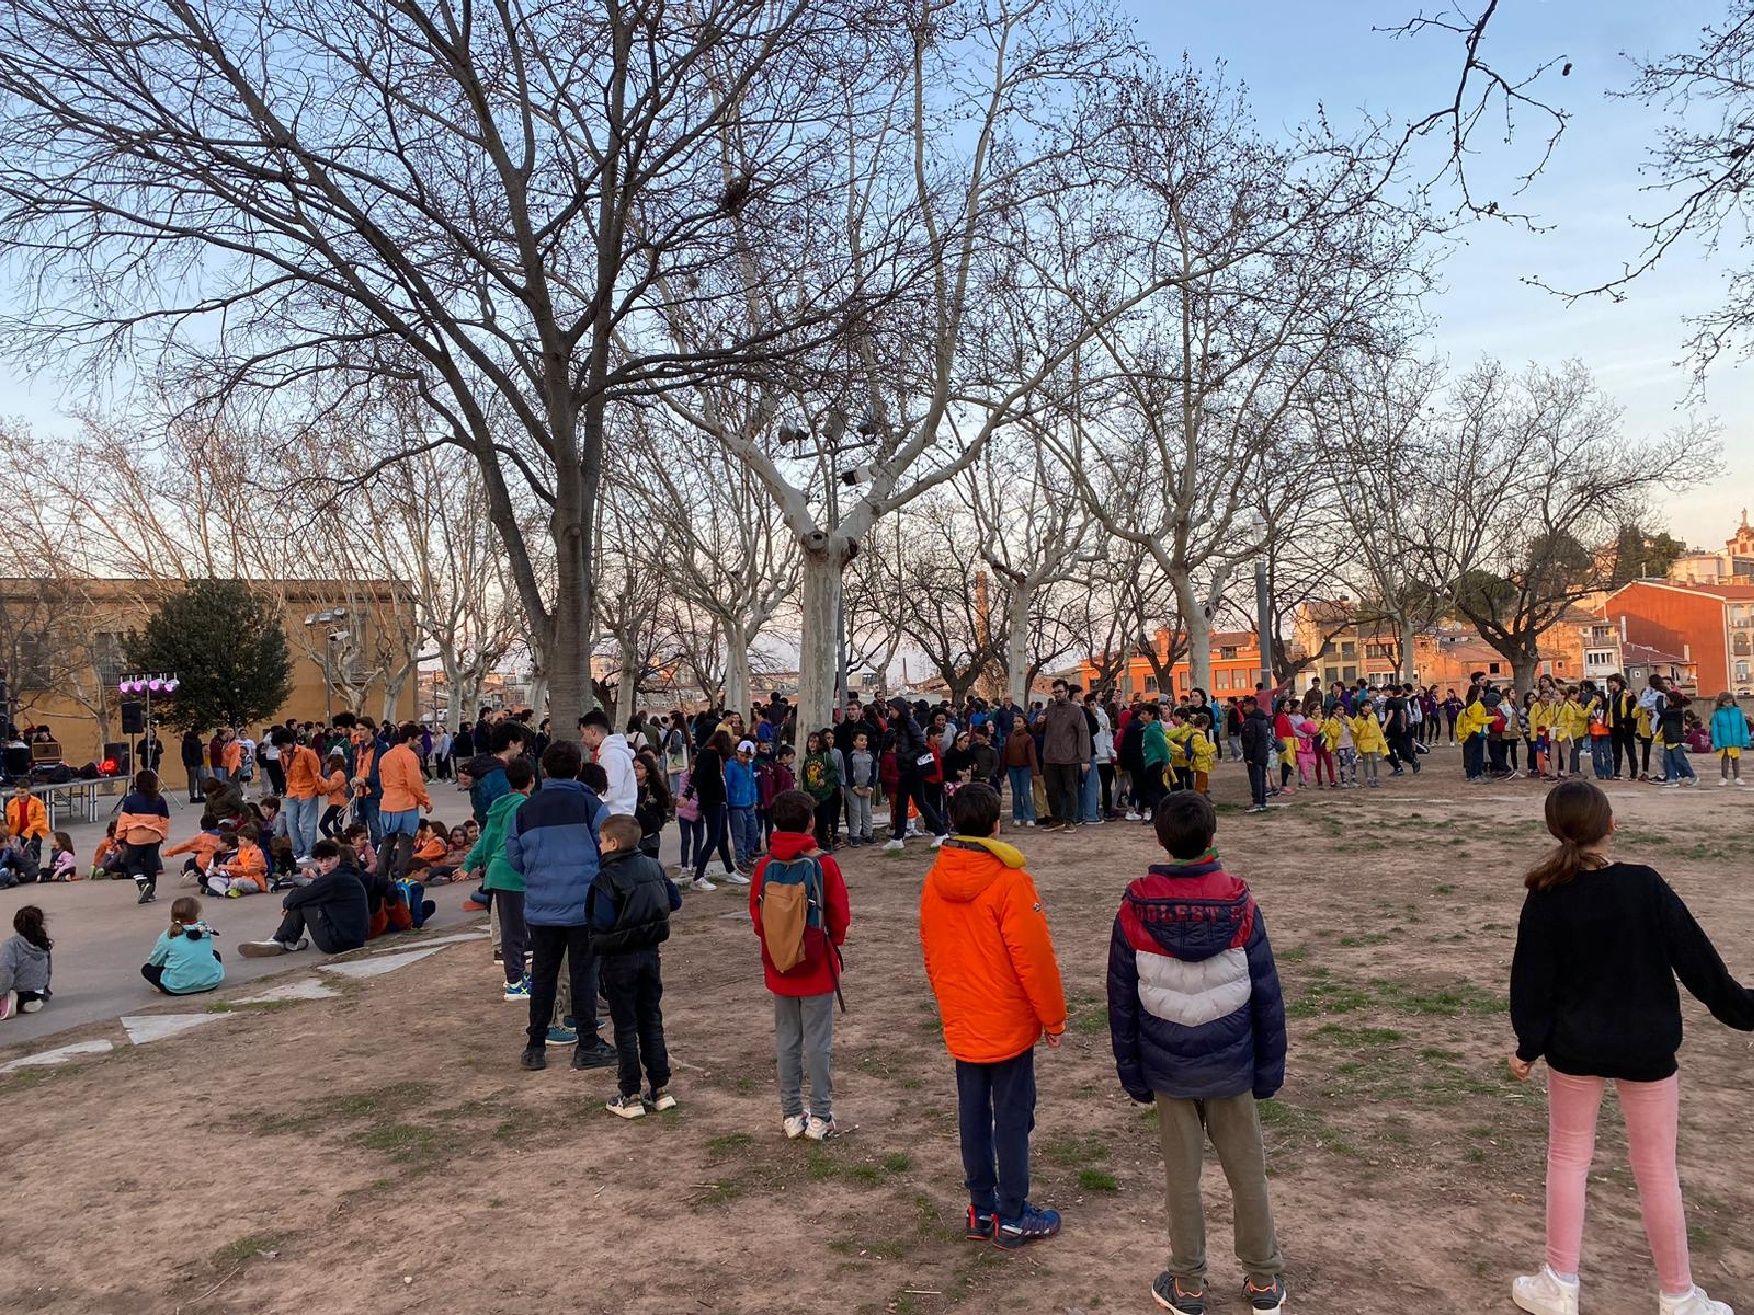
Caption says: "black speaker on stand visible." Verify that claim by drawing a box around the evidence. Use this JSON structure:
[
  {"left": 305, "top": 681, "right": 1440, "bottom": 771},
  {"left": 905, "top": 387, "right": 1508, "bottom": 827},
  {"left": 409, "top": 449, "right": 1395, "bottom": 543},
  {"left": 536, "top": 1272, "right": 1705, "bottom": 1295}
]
[{"left": 102, "top": 742, "right": 131, "bottom": 776}]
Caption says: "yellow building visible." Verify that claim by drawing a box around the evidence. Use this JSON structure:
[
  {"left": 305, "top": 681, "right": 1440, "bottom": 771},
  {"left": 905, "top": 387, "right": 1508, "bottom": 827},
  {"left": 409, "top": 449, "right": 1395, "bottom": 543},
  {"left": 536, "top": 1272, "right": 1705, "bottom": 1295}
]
[{"left": 0, "top": 576, "right": 419, "bottom": 766}]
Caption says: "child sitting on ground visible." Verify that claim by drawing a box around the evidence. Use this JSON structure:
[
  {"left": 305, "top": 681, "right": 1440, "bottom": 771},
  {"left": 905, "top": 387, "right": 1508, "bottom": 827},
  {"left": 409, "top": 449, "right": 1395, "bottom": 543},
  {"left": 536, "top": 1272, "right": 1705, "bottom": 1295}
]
[
  {"left": 589, "top": 814, "right": 683, "bottom": 1119},
  {"left": 1106, "top": 791, "right": 1288, "bottom": 1314},
  {"left": 47, "top": 831, "right": 77, "bottom": 882},
  {"left": 166, "top": 814, "right": 226, "bottom": 886},
  {"left": 0, "top": 904, "right": 52, "bottom": 1019},
  {"left": 142, "top": 896, "right": 225, "bottom": 995},
  {"left": 751, "top": 789, "right": 851, "bottom": 1142},
  {"left": 90, "top": 822, "right": 122, "bottom": 880},
  {"left": 919, "top": 782, "right": 1066, "bottom": 1250},
  {"left": 205, "top": 825, "right": 270, "bottom": 898},
  {"left": 1508, "top": 779, "right": 1754, "bottom": 1315}
]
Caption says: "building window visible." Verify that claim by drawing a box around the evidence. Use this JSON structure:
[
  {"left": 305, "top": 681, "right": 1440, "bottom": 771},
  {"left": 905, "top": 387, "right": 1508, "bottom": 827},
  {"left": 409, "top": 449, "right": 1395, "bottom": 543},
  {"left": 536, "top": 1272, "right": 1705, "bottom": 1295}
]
[
  {"left": 1340, "top": 641, "right": 1356, "bottom": 657},
  {"left": 1219, "top": 646, "right": 1238, "bottom": 660},
  {"left": 1144, "top": 675, "right": 1157, "bottom": 693},
  {"left": 1342, "top": 665, "right": 1357, "bottom": 683},
  {"left": 1178, "top": 672, "right": 1189, "bottom": 692},
  {"left": 1488, "top": 662, "right": 1502, "bottom": 675},
  {"left": 1216, "top": 670, "right": 1231, "bottom": 690}
]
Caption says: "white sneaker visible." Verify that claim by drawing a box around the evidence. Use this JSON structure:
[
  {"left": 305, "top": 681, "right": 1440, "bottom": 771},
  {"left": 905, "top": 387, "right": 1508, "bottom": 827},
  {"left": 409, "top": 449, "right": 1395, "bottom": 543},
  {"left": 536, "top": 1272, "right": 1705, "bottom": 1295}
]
[
  {"left": 1512, "top": 1266, "right": 1579, "bottom": 1315},
  {"left": 1124, "top": 811, "right": 1141, "bottom": 821},
  {"left": 1660, "top": 1286, "right": 1733, "bottom": 1315},
  {"left": 722, "top": 871, "right": 751, "bottom": 886},
  {"left": 804, "top": 1115, "right": 837, "bottom": 1141},
  {"left": 1737, "top": 778, "right": 1748, "bottom": 787},
  {"left": 884, "top": 839, "right": 904, "bottom": 852},
  {"left": 930, "top": 835, "right": 947, "bottom": 849},
  {"left": 782, "top": 1112, "right": 810, "bottom": 1140},
  {"left": 1719, "top": 778, "right": 1733, "bottom": 787},
  {"left": 19, "top": 998, "right": 42, "bottom": 1014},
  {"left": 239, "top": 938, "right": 288, "bottom": 958},
  {"left": 1024, "top": 819, "right": 1036, "bottom": 827},
  {"left": 691, "top": 877, "right": 717, "bottom": 892}
]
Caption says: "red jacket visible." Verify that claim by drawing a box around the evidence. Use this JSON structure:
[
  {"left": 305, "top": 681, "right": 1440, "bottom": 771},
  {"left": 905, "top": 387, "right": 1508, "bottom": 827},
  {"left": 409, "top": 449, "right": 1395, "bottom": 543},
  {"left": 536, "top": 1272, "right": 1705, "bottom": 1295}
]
[{"left": 749, "top": 830, "right": 849, "bottom": 997}]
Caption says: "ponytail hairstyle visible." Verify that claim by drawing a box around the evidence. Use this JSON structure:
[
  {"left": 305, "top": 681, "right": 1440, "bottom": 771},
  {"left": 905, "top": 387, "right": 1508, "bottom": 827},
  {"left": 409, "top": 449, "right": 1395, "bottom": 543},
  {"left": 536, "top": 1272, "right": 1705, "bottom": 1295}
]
[
  {"left": 1524, "top": 779, "right": 1614, "bottom": 892},
  {"left": 169, "top": 896, "right": 203, "bottom": 934}
]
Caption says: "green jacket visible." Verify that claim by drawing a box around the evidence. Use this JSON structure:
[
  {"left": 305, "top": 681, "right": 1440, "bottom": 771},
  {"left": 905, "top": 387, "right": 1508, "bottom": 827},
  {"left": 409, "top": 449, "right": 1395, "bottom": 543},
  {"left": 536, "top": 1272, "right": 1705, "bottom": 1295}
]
[
  {"left": 467, "top": 789, "right": 527, "bottom": 892},
  {"left": 1142, "top": 720, "right": 1170, "bottom": 768}
]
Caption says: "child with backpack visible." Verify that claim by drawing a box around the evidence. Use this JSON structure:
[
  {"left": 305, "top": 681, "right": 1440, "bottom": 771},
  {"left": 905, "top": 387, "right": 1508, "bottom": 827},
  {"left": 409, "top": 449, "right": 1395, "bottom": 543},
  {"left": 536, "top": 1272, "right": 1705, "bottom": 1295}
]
[
  {"left": 1508, "top": 780, "right": 1754, "bottom": 1315},
  {"left": 1107, "top": 792, "right": 1288, "bottom": 1314},
  {"left": 919, "top": 782, "right": 1066, "bottom": 1250},
  {"left": 588, "top": 814, "right": 683, "bottom": 1119},
  {"left": 750, "top": 789, "right": 850, "bottom": 1142},
  {"left": 141, "top": 896, "right": 225, "bottom": 995}
]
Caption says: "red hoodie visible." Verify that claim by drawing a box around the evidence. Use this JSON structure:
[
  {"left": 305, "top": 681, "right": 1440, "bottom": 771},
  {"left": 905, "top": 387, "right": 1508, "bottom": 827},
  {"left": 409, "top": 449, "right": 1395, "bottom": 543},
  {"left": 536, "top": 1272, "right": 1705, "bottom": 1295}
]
[{"left": 749, "top": 830, "right": 850, "bottom": 997}]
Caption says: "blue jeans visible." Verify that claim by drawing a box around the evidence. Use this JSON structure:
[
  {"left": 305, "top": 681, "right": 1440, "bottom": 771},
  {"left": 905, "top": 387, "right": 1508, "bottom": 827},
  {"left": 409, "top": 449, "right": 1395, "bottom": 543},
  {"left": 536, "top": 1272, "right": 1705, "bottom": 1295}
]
[
  {"left": 1079, "top": 766, "right": 1100, "bottom": 823},
  {"left": 282, "top": 795, "right": 320, "bottom": 856},
  {"left": 955, "top": 1048, "right": 1036, "bottom": 1221},
  {"left": 1006, "top": 765, "right": 1036, "bottom": 823},
  {"left": 1664, "top": 745, "right": 1695, "bottom": 781},
  {"left": 1463, "top": 737, "right": 1484, "bottom": 780},
  {"left": 729, "top": 806, "right": 759, "bottom": 862},
  {"left": 1590, "top": 737, "right": 1614, "bottom": 779},
  {"left": 355, "top": 797, "right": 382, "bottom": 846}
]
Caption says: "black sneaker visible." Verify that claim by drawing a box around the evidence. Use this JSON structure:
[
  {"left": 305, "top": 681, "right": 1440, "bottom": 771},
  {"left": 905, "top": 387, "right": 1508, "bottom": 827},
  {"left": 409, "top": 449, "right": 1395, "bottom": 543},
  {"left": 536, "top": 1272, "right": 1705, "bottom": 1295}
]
[
  {"left": 520, "top": 1045, "right": 547, "bottom": 1071},
  {"left": 1150, "top": 1273, "right": 1206, "bottom": 1314},
  {"left": 1242, "top": 1276, "right": 1287, "bottom": 1312},
  {"left": 964, "top": 1204, "right": 995, "bottom": 1240},
  {"left": 571, "top": 1039, "right": 617, "bottom": 1071}
]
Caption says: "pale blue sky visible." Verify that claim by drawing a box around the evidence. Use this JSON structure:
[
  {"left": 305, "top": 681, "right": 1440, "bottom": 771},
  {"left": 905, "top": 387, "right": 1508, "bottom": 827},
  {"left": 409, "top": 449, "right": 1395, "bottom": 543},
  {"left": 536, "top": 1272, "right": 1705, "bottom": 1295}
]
[
  {"left": 1, "top": 3, "right": 1749, "bottom": 548},
  {"left": 1147, "top": 0, "right": 1754, "bottom": 545}
]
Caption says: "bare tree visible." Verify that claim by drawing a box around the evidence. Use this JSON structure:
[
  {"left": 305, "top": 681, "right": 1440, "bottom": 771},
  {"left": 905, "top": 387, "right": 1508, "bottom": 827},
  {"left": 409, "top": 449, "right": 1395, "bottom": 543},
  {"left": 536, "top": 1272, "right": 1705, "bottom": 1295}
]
[
  {"left": 891, "top": 502, "right": 1002, "bottom": 705},
  {"left": 0, "top": 0, "right": 905, "bottom": 728},
  {"left": 965, "top": 430, "right": 1095, "bottom": 703},
  {"left": 1058, "top": 64, "right": 1424, "bottom": 697},
  {"left": 1422, "top": 359, "right": 1705, "bottom": 691}
]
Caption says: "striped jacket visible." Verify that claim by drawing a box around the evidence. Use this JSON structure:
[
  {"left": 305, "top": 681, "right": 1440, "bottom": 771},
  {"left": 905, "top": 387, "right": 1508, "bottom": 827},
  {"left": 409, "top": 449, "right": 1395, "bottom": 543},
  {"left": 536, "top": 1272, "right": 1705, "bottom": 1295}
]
[{"left": 1106, "top": 858, "right": 1286, "bottom": 1102}]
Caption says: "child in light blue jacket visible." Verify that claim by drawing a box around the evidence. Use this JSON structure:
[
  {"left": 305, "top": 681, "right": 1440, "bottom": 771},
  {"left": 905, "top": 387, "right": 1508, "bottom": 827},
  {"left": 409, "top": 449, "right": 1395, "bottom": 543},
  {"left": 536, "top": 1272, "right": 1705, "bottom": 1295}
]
[
  {"left": 141, "top": 897, "right": 225, "bottom": 995},
  {"left": 1709, "top": 693, "right": 1752, "bottom": 787}
]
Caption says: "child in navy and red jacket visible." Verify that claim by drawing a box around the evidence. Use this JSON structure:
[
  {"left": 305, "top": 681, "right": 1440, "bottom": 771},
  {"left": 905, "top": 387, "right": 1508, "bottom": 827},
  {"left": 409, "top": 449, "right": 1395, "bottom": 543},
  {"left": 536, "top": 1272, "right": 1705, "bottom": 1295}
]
[{"left": 1106, "top": 790, "right": 1288, "bottom": 1315}]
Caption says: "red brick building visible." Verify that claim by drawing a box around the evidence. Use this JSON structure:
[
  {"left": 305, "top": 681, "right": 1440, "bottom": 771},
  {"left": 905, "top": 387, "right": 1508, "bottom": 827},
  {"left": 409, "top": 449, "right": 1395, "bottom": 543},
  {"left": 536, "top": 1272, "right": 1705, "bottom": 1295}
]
[
  {"left": 1601, "top": 579, "right": 1754, "bottom": 696},
  {"left": 1078, "top": 628, "right": 1264, "bottom": 701}
]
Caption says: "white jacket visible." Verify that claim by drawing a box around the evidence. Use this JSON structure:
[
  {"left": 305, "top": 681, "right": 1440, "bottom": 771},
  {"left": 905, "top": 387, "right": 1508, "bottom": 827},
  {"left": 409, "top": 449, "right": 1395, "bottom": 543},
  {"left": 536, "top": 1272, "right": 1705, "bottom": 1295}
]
[{"left": 599, "top": 734, "right": 638, "bottom": 817}]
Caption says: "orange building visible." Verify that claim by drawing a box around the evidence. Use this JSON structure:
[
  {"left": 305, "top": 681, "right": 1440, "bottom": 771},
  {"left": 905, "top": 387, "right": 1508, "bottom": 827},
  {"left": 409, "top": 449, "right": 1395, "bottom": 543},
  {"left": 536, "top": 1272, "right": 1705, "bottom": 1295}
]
[
  {"left": 1079, "top": 628, "right": 1264, "bottom": 701},
  {"left": 1602, "top": 579, "right": 1754, "bottom": 696}
]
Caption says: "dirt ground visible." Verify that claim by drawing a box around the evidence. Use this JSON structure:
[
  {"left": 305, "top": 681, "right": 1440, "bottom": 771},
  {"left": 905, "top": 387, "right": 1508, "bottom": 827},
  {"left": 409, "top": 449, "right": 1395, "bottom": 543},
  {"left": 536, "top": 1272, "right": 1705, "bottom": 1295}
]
[{"left": 5, "top": 752, "right": 1753, "bottom": 1315}]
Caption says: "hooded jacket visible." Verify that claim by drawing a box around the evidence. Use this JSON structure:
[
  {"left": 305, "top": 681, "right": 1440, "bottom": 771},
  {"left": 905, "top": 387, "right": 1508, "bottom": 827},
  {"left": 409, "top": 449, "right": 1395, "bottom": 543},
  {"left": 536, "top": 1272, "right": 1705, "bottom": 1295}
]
[
  {"left": 146, "top": 923, "right": 225, "bottom": 994},
  {"left": 1106, "top": 857, "right": 1286, "bottom": 1101},
  {"left": 749, "top": 830, "right": 851, "bottom": 997},
  {"left": 466, "top": 788, "right": 526, "bottom": 892},
  {"left": 588, "top": 847, "right": 681, "bottom": 954},
  {"left": 1039, "top": 699, "right": 1092, "bottom": 766},
  {"left": 464, "top": 754, "right": 509, "bottom": 823},
  {"left": 597, "top": 733, "right": 638, "bottom": 816},
  {"left": 0, "top": 932, "right": 51, "bottom": 996},
  {"left": 506, "top": 778, "right": 604, "bottom": 926},
  {"left": 117, "top": 791, "right": 172, "bottom": 846},
  {"left": 283, "top": 861, "right": 370, "bottom": 952},
  {"left": 919, "top": 836, "right": 1067, "bottom": 1064}
]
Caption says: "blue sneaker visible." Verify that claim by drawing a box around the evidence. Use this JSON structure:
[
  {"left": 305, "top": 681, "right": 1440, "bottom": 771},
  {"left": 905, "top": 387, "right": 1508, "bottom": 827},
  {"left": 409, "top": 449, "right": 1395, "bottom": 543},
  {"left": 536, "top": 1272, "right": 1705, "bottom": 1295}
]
[
  {"left": 503, "top": 975, "right": 531, "bottom": 1002},
  {"left": 963, "top": 1205, "right": 995, "bottom": 1240},
  {"left": 992, "top": 1203, "right": 1060, "bottom": 1249},
  {"left": 545, "top": 1024, "right": 578, "bottom": 1046}
]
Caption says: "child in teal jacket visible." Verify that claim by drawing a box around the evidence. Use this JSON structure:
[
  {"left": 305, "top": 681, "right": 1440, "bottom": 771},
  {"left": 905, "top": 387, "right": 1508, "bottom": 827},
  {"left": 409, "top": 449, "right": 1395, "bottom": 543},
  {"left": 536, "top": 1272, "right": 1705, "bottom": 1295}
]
[
  {"left": 1709, "top": 693, "right": 1752, "bottom": 786},
  {"left": 142, "top": 897, "right": 225, "bottom": 995}
]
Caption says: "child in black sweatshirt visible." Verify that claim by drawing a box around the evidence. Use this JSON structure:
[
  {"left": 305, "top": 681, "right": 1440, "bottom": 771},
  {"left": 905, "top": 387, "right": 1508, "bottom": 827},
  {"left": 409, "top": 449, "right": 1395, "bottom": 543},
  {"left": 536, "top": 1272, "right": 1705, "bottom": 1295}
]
[
  {"left": 1507, "top": 780, "right": 1754, "bottom": 1315},
  {"left": 588, "top": 814, "right": 682, "bottom": 1120}
]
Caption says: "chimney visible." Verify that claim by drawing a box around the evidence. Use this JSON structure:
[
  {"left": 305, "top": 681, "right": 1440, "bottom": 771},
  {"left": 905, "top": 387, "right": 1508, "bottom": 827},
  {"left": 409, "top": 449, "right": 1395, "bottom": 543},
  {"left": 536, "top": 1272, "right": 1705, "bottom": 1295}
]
[{"left": 1620, "top": 614, "right": 1627, "bottom": 642}]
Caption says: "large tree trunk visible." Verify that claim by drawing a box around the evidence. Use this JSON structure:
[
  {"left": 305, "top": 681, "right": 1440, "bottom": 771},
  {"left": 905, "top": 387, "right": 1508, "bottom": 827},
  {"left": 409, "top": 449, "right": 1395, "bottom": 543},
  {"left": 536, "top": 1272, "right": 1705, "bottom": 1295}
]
[
  {"left": 1170, "top": 571, "right": 1211, "bottom": 696},
  {"left": 1398, "top": 613, "right": 1419, "bottom": 684},
  {"left": 797, "top": 533, "right": 846, "bottom": 733},
  {"left": 546, "top": 490, "right": 594, "bottom": 732},
  {"left": 723, "top": 620, "right": 753, "bottom": 720},
  {"left": 1510, "top": 647, "right": 1541, "bottom": 697},
  {"left": 612, "top": 635, "right": 640, "bottom": 728},
  {"left": 1005, "top": 600, "right": 1030, "bottom": 704}
]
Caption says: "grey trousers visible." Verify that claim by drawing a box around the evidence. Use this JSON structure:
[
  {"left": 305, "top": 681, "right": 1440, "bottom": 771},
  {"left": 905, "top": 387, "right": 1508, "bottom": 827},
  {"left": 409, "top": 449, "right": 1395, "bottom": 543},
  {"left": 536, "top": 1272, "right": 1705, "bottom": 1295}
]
[
  {"left": 1156, "top": 1093, "right": 1285, "bottom": 1286},
  {"left": 845, "top": 789, "right": 873, "bottom": 839},
  {"left": 774, "top": 993, "right": 835, "bottom": 1121}
]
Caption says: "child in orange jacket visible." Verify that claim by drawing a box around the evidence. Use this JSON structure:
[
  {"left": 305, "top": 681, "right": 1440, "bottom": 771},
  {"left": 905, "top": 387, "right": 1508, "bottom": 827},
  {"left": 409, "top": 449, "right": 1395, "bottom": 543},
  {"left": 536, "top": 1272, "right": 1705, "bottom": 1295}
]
[
  {"left": 919, "top": 782, "right": 1067, "bottom": 1251},
  {"left": 204, "top": 826, "right": 269, "bottom": 898}
]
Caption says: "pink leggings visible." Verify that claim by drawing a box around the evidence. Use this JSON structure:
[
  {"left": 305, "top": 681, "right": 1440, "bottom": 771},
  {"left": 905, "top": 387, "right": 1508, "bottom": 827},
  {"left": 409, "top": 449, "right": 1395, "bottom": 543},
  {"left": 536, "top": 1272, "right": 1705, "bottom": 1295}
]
[{"left": 1546, "top": 1071, "right": 1691, "bottom": 1293}]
